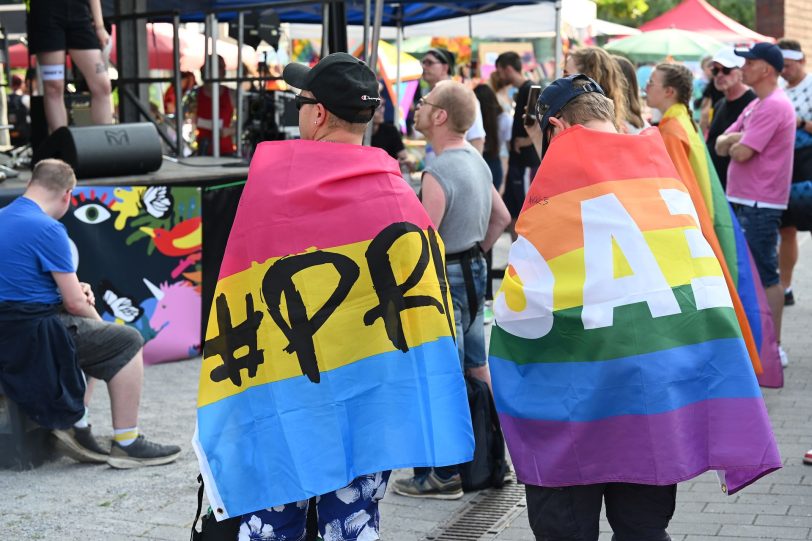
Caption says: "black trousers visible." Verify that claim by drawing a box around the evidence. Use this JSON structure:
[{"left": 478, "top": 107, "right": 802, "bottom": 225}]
[{"left": 526, "top": 483, "right": 677, "bottom": 541}]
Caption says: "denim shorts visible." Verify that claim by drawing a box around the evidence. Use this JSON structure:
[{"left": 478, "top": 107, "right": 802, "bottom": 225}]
[
  {"left": 238, "top": 471, "right": 390, "bottom": 541},
  {"left": 733, "top": 204, "right": 782, "bottom": 288},
  {"left": 446, "top": 256, "right": 487, "bottom": 370}
]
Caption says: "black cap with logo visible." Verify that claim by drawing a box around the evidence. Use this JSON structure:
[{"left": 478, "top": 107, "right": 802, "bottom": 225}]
[{"left": 282, "top": 52, "right": 381, "bottom": 123}]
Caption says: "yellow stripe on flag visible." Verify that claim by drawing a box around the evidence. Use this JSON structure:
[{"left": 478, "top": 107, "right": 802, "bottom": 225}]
[
  {"left": 199, "top": 229, "right": 454, "bottom": 407},
  {"left": 548, "top": 227, "right": 723, "bottom": 312}
]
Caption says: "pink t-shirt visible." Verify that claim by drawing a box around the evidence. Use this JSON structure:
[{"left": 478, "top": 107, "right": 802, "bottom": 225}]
[{"left": 725, "top": 87, "right": 795, "bottom": 207}]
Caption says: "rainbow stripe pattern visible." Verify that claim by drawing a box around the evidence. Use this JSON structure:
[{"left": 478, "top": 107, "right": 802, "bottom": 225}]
[
  {"left": 193, "top": 141, "right": 473, "bottom": 519},
  {"left": 491, "top": 126, "right": 780, "bottom": 494},
  {"left": 660, "top": 105, "right": 782, "bottom": 387}
]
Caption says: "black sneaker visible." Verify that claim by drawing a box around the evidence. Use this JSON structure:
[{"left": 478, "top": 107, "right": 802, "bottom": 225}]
[
  {"left": 785, "top": 289, "right": 795, "bottom": 306},
  {"left": 52, "top": 425, "right": 109, "bottom": 464},
  {"left": 106, "top": 434, "right": 181, "bottom": 469},
  {"left": 391, "top": 471, "right": 463, "bottom": 500}
]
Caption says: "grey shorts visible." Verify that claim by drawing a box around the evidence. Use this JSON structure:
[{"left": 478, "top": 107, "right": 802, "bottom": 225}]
[{"left": 58, "top": 313, "right": 144, "bottom": 382}]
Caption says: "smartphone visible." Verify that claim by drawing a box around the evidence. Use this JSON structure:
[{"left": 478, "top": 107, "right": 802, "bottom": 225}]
[{"left": 524, "top": 85, "right": 542, "bottom": 126}]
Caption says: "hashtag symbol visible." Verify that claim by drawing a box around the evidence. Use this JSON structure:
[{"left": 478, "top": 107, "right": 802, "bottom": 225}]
[{"left": 206, "top": 292, "right": 265, "bottom": 386}]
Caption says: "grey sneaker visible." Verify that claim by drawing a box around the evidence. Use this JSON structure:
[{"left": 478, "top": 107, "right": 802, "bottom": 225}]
[
  {"left": 106, "top": 434, "right": 181, "bottom": 469},
  {"left": 52, "top": 425, "right": 109, "bottom": 464},
  {"left": 392, "top": 471, "right": 463, "bottom": 500}
]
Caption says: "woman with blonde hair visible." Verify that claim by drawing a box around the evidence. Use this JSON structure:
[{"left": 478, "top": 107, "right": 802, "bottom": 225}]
[
  {"left": 565, "top": 47, "right": 628, "bottom": 130},
  {"left": 612, "top": 54, "right": 648, "bottom": 133}
]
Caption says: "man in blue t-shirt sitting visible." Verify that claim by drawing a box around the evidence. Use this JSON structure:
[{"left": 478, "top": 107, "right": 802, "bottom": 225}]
[{"left": 0, "top": 159, "right": 180, "bottom": 469}]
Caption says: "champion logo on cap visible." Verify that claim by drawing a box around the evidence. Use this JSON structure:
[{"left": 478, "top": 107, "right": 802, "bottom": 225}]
[{"left": 361, "top": 95, "right": 381, "bottom": 102}]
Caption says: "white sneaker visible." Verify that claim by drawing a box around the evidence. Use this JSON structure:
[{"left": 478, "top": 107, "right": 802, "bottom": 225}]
[{"left": 779, "top": 346, "right": 789, "bottom": 368}]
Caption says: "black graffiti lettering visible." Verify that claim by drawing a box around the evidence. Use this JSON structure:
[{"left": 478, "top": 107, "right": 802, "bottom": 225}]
[
  {"left": 262, "top": 252, "right": 360, "bottom": 383},
  {"left": 364, "top": 222, "right": 447, "bottom": 351},
  {"left": 427, "top": 227, "right": 456, "bottom": 339},
  {"left": 206, "top": 293, "right": 265, "bottom": 386}
]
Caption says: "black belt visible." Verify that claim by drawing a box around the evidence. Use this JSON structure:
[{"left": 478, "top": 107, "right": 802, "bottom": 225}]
[
  {"left": 446, "top": 244, "right": 482, "bottom": 326},
  {"left": 446, "top": 244, "right": 482, "bottom": 261}
]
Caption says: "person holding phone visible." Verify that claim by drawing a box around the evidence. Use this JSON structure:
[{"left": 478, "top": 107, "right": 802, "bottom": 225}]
[{"left": 495, "top": 52, "right": 541, "bottom": 239}]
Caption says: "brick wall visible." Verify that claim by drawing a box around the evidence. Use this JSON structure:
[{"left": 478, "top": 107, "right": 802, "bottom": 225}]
[
  {"left": 756, "top": 0, "right": 812, "bottom": 54},
  {"left": 755, "top": 0, "right": 784, "bottom": 40}
]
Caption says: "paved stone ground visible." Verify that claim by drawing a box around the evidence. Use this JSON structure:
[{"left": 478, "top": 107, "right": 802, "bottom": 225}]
[{"left": 1, "top": 233, "right": 811, "bottom": 540}]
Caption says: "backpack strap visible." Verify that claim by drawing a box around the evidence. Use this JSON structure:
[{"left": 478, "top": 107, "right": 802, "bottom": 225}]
[
  {"left": 487, "top": 390, "right": 509, "bottom": 488},
  {"left": 190, "top": 474, "right": 205, "bottom": 541}
]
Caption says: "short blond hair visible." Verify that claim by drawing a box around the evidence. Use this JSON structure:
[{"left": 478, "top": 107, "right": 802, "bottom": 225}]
[
  {"left": 30, "top": 159, "right": 76, "bottom": 193},
  {"left": 558, "top": 79, "right": 617, "bottom": 128},
  {"left": 434, "top": 81, "right": 477, "bottom": 134}
]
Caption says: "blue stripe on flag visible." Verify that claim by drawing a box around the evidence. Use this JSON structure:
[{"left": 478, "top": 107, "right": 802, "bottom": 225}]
[
  {"left": 490, "top": 337, "right": 762, "bottom": 423},
  {"left": 730, "top": 205, "right": 763, "bottom": 350},
  {"left": 197, "top": 336, "right": 473, "bottom": 517}
]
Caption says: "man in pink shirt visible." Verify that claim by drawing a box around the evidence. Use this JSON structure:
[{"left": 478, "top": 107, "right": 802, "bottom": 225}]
[{"left": 716, "top": 42, "right": 796, "bottom": 366}]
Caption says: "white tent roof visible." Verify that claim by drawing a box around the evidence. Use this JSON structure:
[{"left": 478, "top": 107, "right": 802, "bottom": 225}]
[{"left": 285, "top": 0, "right": 609, "bottom": 41}]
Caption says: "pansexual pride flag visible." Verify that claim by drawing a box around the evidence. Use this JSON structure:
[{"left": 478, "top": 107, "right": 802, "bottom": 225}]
[
  {"left": 659, "top": 105, "right": 782, "bottom": 388},
  {"left": 491, "top": 126, "right": 780, "bottom": 494},
  {"left": 193, "top": 140, "right": 473, "bottom": 519}
]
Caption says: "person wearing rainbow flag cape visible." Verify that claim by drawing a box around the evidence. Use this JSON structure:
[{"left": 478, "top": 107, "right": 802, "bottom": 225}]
[
  {"left": 646, "top": 62, "right": 784, "bottom": 388},
  {"left": 193, "top": 53, "right": 474, "bottom": 540},
  {"left": 491, "top": 74, "right": 781, "bottom": 540}
]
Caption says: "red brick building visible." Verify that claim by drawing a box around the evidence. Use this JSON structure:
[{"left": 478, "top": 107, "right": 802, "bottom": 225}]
[{"left": 757, "top": 0, "right": 812, "bottom": 51}]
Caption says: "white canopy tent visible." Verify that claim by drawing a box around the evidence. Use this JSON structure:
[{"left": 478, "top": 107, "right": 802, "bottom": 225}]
[{"left": 285, "top": 0, "right": 635, "bottom": 41}]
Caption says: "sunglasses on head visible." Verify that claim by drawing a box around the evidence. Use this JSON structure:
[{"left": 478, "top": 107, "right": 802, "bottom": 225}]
[{"left": 711, "top": 66, "right": 734, "bottom": 76}]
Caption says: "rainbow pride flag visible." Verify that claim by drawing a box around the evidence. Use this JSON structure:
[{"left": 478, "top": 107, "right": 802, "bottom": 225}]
[
  {"left": 660, "top": 105, "right": 782, "bottom": 387},
  {"left": 193, "top": 140, "right": 473, "bottom": 519},
  {"left": 491, "top": 126, "right": 781, "bottom": 494}
]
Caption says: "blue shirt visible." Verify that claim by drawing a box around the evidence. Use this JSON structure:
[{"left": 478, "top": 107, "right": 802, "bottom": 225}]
[{"left": 0, "top": 197, "right": 74, "bottom": 303}]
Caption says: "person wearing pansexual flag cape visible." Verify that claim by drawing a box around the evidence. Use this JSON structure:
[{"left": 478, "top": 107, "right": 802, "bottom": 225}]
[
  {"left": 646, "top": 62, "right": 784, "bottom": 388},
  {"left": 193, "top": 53, "right": 474, "bottom": 540},
  {"left": 491, "top": 74, "right": 781, "bottom": 540}
]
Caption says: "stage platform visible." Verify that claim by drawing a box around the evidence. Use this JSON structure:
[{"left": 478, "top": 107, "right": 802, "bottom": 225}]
[
  {"left": 0, "top": 156, "right": 250, "bottom": 191},
  {"left": 0, "top": 155, "right": 251, "bottom": 366}
]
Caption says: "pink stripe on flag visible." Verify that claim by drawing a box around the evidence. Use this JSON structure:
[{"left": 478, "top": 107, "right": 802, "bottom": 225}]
[
  {"left": 751, "top": 247, "right": 783, "bottom": 388},
  {"left": 219, "top": 140, "right": 433, "bottom": 280},
  {"left": 501, "top": 397, "right": 780, "bottom": 495}
]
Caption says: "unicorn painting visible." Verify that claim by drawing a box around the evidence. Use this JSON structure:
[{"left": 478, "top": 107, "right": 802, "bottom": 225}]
[{"left": 142, "top": 278, "right": 202, "bottom": 365}]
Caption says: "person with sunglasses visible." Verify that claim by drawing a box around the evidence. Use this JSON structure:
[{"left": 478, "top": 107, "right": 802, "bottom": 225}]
[
  {"left": 417, "top": 48, "right": 486, "bottom": 161},
  {"left": 218, "top": 53, "right": 409, "bottom": 541},
  {"left": 705, "top": 48, "right": 756, "bottom": 190},
  {"left": 715, "top": 42, "right": 796, "bottom": 370}
]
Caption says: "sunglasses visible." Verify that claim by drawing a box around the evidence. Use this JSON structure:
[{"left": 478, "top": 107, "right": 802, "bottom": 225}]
[
  {"left": 294, "top": 94, "right": 320, "bottom": 110},
  {"left": 711, "top": 66, "right": 734, "bottom": 76}
]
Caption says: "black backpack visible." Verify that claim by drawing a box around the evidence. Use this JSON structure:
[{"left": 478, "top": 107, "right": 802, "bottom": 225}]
[{"left": 459, "top": 375, "right": 509, "bottom": 491}]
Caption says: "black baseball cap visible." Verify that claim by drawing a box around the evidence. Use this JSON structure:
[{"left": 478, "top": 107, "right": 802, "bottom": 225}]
[
  {"left": 425, "top": 48, "right": 455, "bottom": 75},
  {"left": 735, "top": 42, "right": 784, "bottom": 74},
  {"left": 282, "top": 52, "right": 381, "bottom": 123},
  {"left": 536, "top": 74, "right": 605, "bottom": 133}
]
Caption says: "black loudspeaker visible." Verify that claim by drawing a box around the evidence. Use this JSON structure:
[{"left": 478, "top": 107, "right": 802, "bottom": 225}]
[
  {"left": 228, "top": 9, "right": 280, "bottom": 50},
  {"left": 33, "top": 122, "right": 163, "bottom": 178}
]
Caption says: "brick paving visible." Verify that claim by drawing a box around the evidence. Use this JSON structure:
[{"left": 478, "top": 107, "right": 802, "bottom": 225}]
[{"left": 1, "top": 235, "right": 810, "bottom": 540}]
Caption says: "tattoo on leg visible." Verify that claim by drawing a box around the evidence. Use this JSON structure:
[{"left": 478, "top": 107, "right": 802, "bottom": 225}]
[{"left": 95, "top": 62, "right": 106, "bottom": 74}]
